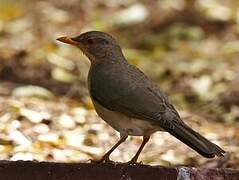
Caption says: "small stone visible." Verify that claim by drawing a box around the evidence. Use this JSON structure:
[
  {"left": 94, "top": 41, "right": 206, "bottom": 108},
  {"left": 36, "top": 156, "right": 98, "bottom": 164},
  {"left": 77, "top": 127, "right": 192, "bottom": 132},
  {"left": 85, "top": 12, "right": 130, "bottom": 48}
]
[
  {"left": 64, "top": 129, "right": 84, "bottom": 148},
  {"left": 113, "top": 4, "right": 148, "bottom": 25},
  {"left": 59, "top": 113, "right": 76, "bottom": 129},
  {"left": 9, "top": 130, "right": 31, "bottom": 147},
  {"left": 71, "top": 107, "right": 88, "bottom": 124},
  {"left": 11, "top": 152, "right": 33, "bottom": 161},
  {"left": 33, "top": 124, "right": 49, "bottom": 134},
  {"left": 20, "top": 108, "right": 50, "bottom": 123},
  {"left": 71, "top": 107, "right": 88, "bottom": 116},
  {"left": 12, "top": 85, "right": 54, "bottom": 99},
  {"left": 38, "top": 133, "right": 59, "bottom": 145},
  {"left": 52, "top": 149, "right": 67, "bottom": 162}
]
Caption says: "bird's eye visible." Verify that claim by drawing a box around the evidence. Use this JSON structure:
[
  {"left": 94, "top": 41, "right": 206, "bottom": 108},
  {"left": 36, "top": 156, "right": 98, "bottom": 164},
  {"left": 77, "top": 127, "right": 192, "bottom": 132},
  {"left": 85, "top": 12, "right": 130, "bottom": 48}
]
[{"left": 87, "top": 38, "right": 94, "bottom": 44}]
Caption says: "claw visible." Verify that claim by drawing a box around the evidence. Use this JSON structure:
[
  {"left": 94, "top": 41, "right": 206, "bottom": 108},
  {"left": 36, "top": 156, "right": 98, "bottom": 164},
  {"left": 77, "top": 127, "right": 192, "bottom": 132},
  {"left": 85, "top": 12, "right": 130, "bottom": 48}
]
[
  {"left": 127, "top": 160, "right": 142, "bottom": 165},
  {"left": 90, "top": 156, "right": 115, "bottom": 164}
]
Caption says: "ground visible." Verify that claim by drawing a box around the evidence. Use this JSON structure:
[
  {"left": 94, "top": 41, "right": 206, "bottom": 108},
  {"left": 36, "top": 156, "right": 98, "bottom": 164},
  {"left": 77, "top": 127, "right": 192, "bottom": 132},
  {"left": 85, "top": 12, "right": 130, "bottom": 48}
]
[{"left": 0, "top": 0, "right": 239, "bottom": 168}]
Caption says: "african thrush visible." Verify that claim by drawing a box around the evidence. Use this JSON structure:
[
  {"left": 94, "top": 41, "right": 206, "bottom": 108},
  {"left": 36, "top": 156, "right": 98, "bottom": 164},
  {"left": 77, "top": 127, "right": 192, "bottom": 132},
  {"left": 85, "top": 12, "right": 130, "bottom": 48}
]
[{"left": 57, "top": 31, "right": 225, "bottom": 163}]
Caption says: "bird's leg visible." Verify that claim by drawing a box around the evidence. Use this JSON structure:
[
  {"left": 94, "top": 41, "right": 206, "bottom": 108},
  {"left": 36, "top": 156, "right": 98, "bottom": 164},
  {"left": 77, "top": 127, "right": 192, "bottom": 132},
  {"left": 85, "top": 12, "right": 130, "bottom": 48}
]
[
  {"left": 93, "top": 134, "right": 128, "bottom": 163},
  {"left": 128, "top": 135, "right": 150, "bottom": 164}
]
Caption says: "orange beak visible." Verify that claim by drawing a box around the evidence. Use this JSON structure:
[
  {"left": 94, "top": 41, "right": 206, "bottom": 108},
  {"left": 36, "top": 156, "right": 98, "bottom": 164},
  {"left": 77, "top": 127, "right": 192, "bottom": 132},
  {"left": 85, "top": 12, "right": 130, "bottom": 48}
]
[{"left": 56, "top": 36, "right": 78, "bottom": 46}]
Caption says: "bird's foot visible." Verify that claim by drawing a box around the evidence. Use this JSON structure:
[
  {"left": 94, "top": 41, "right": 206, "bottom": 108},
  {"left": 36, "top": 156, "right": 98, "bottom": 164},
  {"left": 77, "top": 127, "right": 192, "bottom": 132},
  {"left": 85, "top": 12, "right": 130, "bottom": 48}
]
[
  {"left": 90, "top": 156, "right": 115, "bottom": 164},
  {"left": 127, "top": 158, "right": 143, "bottom": 165}
]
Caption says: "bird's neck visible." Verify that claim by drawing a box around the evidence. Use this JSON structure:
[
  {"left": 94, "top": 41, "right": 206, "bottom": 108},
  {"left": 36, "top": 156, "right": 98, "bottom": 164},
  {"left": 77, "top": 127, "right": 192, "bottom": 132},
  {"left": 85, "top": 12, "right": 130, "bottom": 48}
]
[
  {"left": 90, "top": 47, "right": 127, "bottom": 66},
  {"left": 88, "top": 54, "right": 127, "bottom": 85}
]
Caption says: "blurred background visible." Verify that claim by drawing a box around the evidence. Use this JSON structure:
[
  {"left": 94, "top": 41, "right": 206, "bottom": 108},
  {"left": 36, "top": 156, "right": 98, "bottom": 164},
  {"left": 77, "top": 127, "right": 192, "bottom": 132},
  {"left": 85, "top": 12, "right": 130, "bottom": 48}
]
[{"left": 0, "top": 0, "right": 238, "bottom": 168}]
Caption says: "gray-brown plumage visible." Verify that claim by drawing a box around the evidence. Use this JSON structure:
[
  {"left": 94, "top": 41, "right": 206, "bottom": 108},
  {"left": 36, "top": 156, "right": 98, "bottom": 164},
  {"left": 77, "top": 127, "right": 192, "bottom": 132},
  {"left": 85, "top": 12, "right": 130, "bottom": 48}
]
[{"left": 57, "top": 31, "right": 225, "bottom": 163}]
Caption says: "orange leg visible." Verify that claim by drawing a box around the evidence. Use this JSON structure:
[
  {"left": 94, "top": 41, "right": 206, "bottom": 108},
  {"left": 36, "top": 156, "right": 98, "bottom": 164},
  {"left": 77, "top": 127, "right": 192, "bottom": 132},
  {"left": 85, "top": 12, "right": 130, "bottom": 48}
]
[
  {"left": 94, "top": 134, "right": 128, "bottom": 163},
  {"left": 129, "top": 136, "right": 150, "bottom": 163}
]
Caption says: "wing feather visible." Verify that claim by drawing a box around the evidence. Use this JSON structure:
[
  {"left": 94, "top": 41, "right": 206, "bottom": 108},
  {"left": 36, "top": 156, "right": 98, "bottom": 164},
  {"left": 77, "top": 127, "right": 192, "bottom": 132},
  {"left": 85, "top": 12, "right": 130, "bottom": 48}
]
[{"left": 89, "top": 63, "right": 179, "bottom": 129}]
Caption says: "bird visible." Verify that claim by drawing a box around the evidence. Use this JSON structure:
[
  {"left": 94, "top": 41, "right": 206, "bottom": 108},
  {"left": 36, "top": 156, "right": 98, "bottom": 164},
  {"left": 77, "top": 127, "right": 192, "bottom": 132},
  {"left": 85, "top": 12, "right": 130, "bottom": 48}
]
[{"left": 57, "top": 31, "right": 225, "bottom": 163}]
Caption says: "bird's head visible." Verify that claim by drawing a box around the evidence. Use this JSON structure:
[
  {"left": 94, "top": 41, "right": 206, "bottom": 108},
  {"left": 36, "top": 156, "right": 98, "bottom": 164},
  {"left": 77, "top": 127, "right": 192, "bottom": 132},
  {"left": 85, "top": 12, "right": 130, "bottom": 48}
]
[{"left": 57, "top": 31, "right": 123, "bottom": 64}]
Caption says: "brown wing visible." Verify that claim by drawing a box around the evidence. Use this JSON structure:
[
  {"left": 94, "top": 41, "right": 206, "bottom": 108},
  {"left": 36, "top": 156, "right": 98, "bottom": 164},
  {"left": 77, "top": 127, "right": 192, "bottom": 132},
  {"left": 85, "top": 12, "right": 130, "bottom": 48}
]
[{"left": 89, "top": 63, "right": 177, "bottom": 129}]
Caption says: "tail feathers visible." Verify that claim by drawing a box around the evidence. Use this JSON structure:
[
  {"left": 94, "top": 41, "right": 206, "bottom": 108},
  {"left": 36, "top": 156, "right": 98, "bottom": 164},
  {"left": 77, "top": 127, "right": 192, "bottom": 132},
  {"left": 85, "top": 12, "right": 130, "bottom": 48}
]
[{"left": 167, "top": 123, "right": 225, "bottom": 158}]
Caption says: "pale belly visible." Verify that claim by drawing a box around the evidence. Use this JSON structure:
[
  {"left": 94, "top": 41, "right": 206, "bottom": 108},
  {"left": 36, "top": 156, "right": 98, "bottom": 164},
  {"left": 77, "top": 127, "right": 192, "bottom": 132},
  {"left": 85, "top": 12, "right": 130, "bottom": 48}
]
[{"left": 93, "top": 100, "right": 159, "bottom": 136}]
